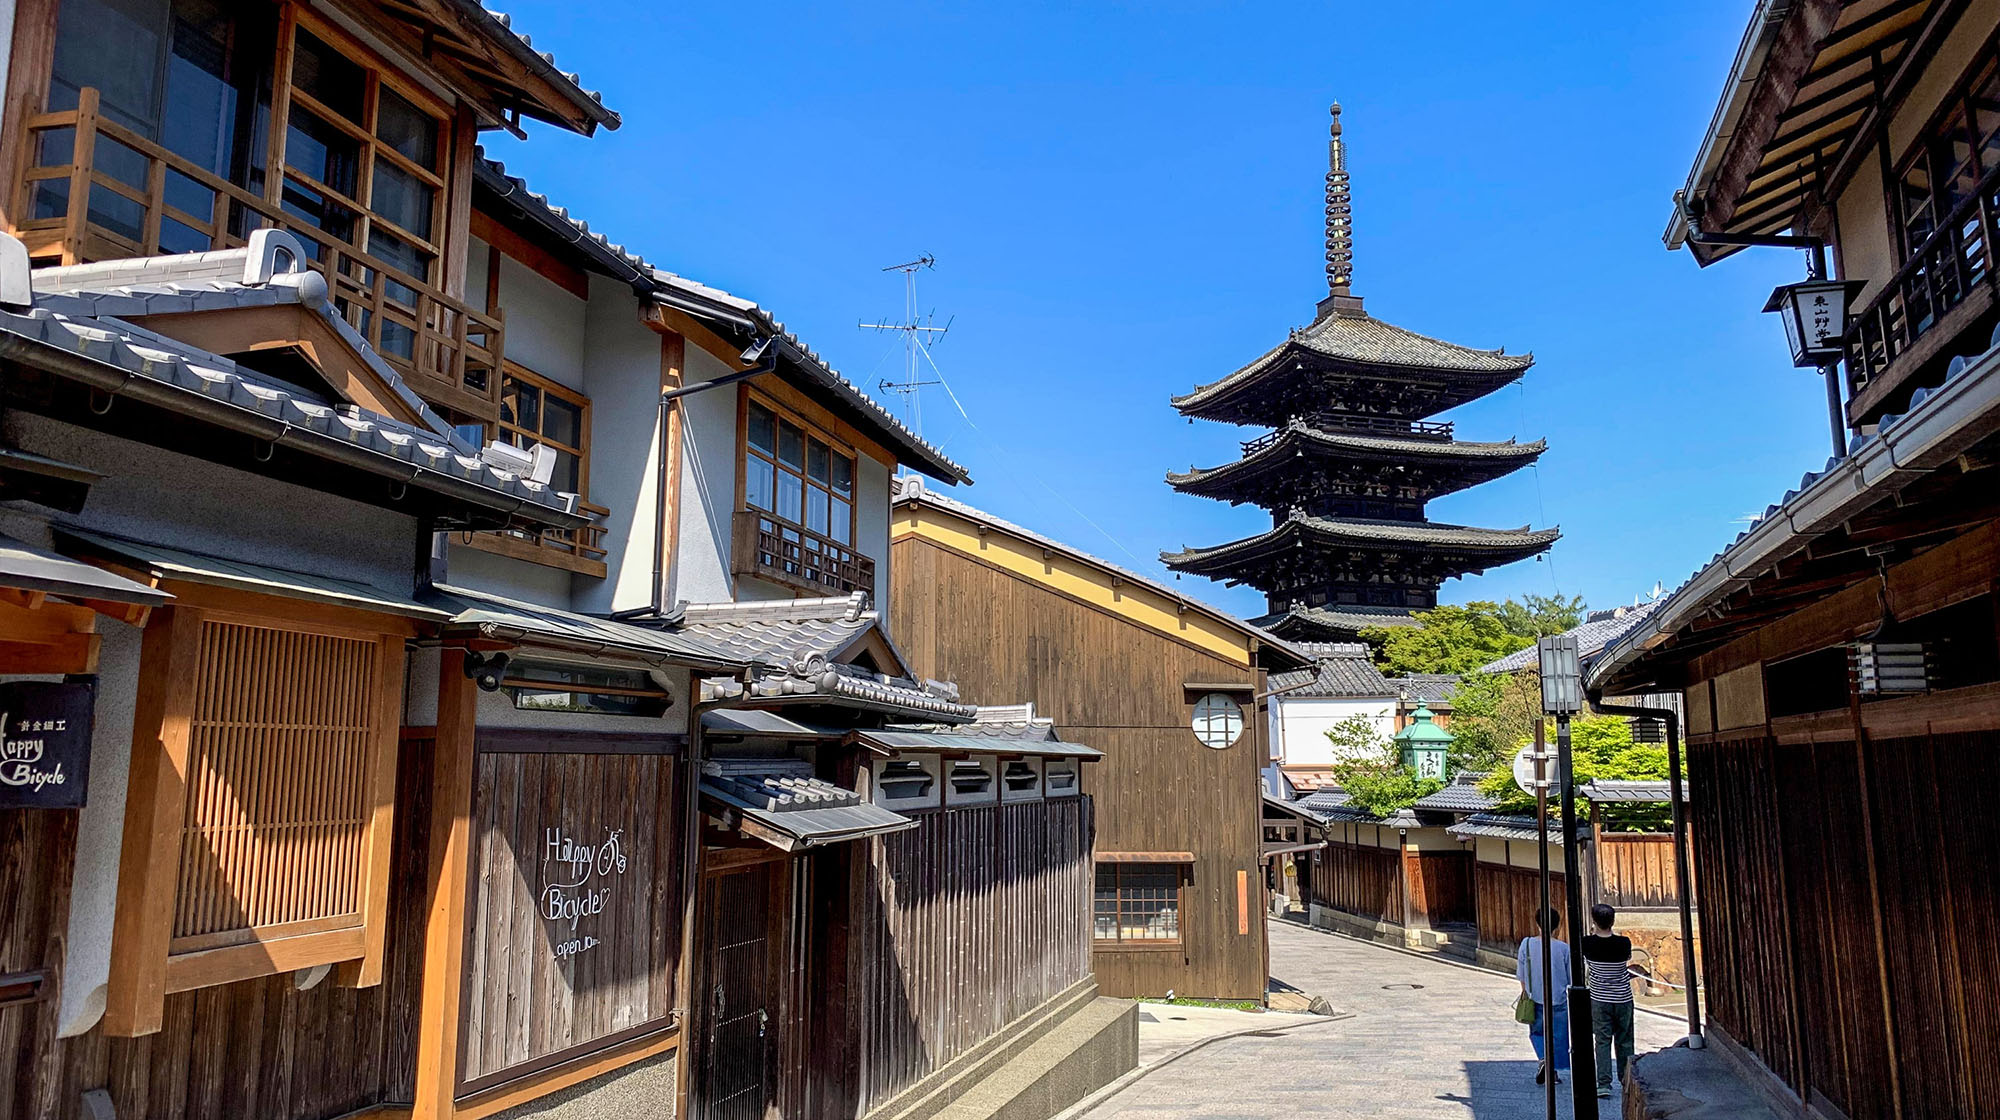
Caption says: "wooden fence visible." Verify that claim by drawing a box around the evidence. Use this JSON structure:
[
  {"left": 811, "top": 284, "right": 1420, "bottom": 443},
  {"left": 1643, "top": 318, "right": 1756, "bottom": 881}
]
[
  {"left": 1309, "top": 841, "right": 1403, "bottom": 926},
  {"left": 1473, "top": 863, "right": 1570, "bottom": 955},
  {"left": 853, "top": 796, "right": 1094, "bottom": 1115},
  {"left": 1405, "top": 851, "right": 1475, "bottom": 927},
  {"left": 1689, "top": 730, "right": 2000, "bottom": 1120}
]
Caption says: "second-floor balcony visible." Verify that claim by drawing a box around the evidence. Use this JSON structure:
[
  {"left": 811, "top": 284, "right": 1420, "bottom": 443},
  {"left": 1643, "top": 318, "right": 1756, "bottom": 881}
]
[
  {"left": 1243, "top": 412, "right": 1453, "bottom": 455},
  {"left": 733, "top": 509, "right": 876, "bottom": 597},
  {"left": 1843, "top": 160, "right": 2000, "bottom": 425},
  {"left": 13, "top": 86, "right": 505, "bottom": 423}
]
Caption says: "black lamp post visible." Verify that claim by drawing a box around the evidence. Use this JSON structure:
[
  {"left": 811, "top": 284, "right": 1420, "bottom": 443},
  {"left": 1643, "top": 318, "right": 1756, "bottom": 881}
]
[
  {"left": 1763, "top": 274, "right": 1867, "bottom": 460},
  {"left": 1537, "top": 633, "right": 1594, "bottom": 1120}
]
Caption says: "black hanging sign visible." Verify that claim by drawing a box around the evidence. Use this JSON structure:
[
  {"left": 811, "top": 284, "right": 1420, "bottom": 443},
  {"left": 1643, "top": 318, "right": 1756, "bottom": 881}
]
[{"left": 0, "top": 680, "right": 94, "bottom": 810}]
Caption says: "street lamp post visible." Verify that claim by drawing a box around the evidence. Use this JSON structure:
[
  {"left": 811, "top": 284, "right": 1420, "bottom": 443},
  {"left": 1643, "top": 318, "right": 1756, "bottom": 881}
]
[{"left": 1537, "top": 634, "right": 1596, "bottom": 1120}]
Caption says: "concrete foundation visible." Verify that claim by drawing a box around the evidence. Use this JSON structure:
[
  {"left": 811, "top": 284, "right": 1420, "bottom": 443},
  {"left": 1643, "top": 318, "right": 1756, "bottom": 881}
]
[{"left": 1623, "top": 1040, "right": 1780, "bottom": 1120}]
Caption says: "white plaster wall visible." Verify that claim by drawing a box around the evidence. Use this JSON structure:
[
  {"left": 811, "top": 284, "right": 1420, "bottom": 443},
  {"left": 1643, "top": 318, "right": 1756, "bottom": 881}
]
[
  {"left": 1403, "top": 827, "right": 1465, "bottom": 853},
  {"left": 482, "top": 243, "right": 588, "bottom": 390},
  {"left": 1835, "top": 164, "right": 1894, "bottom": 303},
  {"left": 444, "top": 543, "right": 572, "bottom": 606},
  {"left": 1888, "top": 0, "right": 2000, "bottom": 158},
  {"left": 573, "top": 276, "right": 662, "bottom": 616},
  {"left": 672, "top": 346, "right": 745, "bottom": 606},
  {"left": 1271, "top": 696, "right": 1394, "bottom": 766},
  {"left": 857, "top": 456, "right": 892, "bottom": 613}
]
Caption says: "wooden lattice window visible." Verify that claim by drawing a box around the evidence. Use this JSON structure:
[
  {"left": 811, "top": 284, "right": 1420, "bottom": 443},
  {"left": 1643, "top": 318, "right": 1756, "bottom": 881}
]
[
  {"left": 170, "top": 620, "right": 382, "bottom": 950},
  {"left": 1093, "top": 863, "right": 1183, "bottom": 945},
  {"left": 105, "top": 598, "right": 406, "bottom": 1037}
]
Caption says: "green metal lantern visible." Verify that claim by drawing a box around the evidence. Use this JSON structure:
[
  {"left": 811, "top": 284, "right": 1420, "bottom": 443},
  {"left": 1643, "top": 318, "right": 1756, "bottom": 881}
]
[{"left": 1395, "top": 704, "right": 1453, "bottom": 781}]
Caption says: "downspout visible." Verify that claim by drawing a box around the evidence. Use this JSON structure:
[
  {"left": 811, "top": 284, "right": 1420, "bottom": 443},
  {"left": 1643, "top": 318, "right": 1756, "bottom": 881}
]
[
  {"left": 611, "top": 335, "right": 776, "bottom": 621},
  {"left": 1589, "top": 694, "right": 1704, "bottom": 1048}
]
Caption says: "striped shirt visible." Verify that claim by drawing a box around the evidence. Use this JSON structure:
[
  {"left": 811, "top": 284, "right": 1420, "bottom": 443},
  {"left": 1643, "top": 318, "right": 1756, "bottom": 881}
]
[{"left": 1580, "top": 933, "right": 1634, "bottom": 1004}]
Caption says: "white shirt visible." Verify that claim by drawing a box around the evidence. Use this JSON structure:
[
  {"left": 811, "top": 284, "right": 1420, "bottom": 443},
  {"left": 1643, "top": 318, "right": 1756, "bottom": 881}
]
[{"left": 1517, "top": 936, "right": 1571, "bottom": 1006}]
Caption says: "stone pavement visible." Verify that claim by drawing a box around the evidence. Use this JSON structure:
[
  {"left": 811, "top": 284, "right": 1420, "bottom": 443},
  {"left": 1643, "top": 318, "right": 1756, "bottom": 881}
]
[{"left": 1075, "top": 920, "right": 1686, "bottom": 1119}]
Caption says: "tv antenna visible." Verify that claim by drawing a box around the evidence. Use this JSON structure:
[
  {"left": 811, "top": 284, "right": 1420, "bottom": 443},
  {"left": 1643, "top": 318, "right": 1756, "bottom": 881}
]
[{"left": 860, "top": 255, "right": 951, "bottom": 434}]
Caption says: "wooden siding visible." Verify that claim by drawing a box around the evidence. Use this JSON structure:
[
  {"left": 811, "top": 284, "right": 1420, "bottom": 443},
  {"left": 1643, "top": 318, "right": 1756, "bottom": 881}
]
[
  {"left": 1405, "top": 850, "right": 1474, "bottom": 927},
  {"left": 1308, "top": 840, "right": 1402, "bottom": 926},
  {"left": 1588, "top": 834, "right": 1687, "bottom": 911},
  {"left": 852, "top": 797, "right": 1094, "bottom": 1116},
  {"left": 1688, "top": 729, "right": 2000, "bottom": 1120},
  {"left": 459, "top": 745, "right": 682, "bottom": 1091},
  {"left": 7, "top": 731, "right": 433, "bottom": 1120},
  {"left": 1474, "top": 863, "right": 1569, "bottom": 955},
  {"left": 890, "top": 535, "right": 1267, "bottom": 1001}
]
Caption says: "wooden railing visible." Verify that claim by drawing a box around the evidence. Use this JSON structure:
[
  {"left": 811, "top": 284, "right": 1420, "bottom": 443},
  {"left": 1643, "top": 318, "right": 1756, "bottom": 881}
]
[
  {"left": 1244, "top": 412, "right": 1452, "bottom": 455},
  {"left": 1843, "top": 161, "right": 2000, "bottom": 403},
  {"left": 11, "top": 88, "right": 504, "bottom": 421},
  {"left": 732, "top": 509, "right": 876, "bottom": 596},
  {"left": 468, "top": 498, "right": 609, "bottom": 576}
]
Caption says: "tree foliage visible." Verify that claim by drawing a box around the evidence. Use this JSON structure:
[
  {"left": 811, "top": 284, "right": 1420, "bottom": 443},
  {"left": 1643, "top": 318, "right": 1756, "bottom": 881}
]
[
  {"left": 1323, "top": 714, "right": 1442, "bottom": 816},
  {"left": 1473, "top": 714, "right": 1679, "bottom": 831},
  {"left": 1493, "top": 594, "right": 1587, "bottom": 639},
  {"left": 1443, "top": 670, "right": 1544, "bottom": 775},
  {"left": 1362, "top": 601, "right": 1532, "bottom": 676}
]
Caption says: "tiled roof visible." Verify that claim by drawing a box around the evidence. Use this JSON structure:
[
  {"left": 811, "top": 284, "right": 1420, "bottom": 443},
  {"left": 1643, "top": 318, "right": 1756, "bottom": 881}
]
[
  {"left": 1256, "top": 603, "right": 1422, "bottom": 641},
  {"left": 1169, "top": 422, "right": 1545, "bottom": 490},
  {"left": 1448, "top": 813, "right": 1567, "bottom": 845},
  {"left": 1269, "top": 645, "right": 1393, "bottom": 699},
  {"left": 425, "top": 583, "right": 748, "bottom": 669},
  {"left": 1163, "top": 512, "right": 1561, "bottom": 569},
  {"left": 1479, "top": 600, "right": 1662, "bottom": 675},
  {"left": 1299, "top": 788, "right": 1354, "bottom": 815},
  {"left": 1389, "top": 674, "right": 1460, "bottom": 707},
  {"left": 1173, "top": 303, "right": 1532, "bottom": 415},
  {"left": 1412, "top": 773, "right": 1498, "bottom": 814},
  {"left": 0, "top": 238, "right": 580, "bottom": 527},
  {"left": 472, "top": 154, "right": 966, "bottom": 483},
  {"left": 699, "top": 758, "right": 914, "bottom": 847},
  {"left": 1581, "top": 779, "right": 1686, "bottom": 804},
  {"left": 457, "top": 2, "right": 619, "bottom": 132},
  {"left": 678, "top": 592, "right": 881, "bottom": 667},
  {"left": 895, "top": 476, "right": 1312, "bottom": 668}
]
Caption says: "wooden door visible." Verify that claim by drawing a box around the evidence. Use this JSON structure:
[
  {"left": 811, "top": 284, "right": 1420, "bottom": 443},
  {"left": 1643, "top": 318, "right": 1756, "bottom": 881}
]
[{"left": 700, "top": 861, "right": 782, "bottom": 1120}]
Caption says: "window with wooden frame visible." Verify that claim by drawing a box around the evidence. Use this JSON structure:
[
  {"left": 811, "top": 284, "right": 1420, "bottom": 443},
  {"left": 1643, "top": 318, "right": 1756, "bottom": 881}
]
[
  {"left": 105, "top": 597, "right": 406, "bottom": 1036},
  {"left": 1093, "top": 863, "right": 1183, "bottom": 945},
  {"left": 503, "top": 659, "right": 670, "bottom": 718},
  {"left": 1891, "top": 47, "right": 2000, "bottom": 263},
  {"left": 498, "top": 364, "right": 588, "bottom": 498},
  {"left": 734, "top": 390, "right": 875, "bottom": 595}
]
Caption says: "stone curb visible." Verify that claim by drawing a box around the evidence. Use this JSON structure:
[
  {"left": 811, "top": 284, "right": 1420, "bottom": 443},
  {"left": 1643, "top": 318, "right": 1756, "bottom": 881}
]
[{"left": 1048, "top": 1009, "right": 1354, "bottom": 1119}]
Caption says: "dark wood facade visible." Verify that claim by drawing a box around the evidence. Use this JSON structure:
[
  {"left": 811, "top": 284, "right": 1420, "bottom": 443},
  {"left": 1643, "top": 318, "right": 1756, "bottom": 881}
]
[{"left": 891, "top": 501, "right": 1290, "bottom": 1002}]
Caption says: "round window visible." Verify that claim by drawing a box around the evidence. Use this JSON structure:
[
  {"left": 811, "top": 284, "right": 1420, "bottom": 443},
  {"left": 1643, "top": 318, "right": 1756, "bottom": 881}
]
[{"left": 1191, "top": 692, "right": 1244, "bottom": 750}]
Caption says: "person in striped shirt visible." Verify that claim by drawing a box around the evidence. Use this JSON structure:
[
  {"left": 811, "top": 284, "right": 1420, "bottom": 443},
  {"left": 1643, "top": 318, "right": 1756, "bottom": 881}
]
[{"left": 1580, "top": 903, "right": 1636, "bottom": 1099}]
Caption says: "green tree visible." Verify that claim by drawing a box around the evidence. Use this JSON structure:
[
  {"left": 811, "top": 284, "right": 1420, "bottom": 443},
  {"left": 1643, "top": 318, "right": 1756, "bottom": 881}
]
[
  {"left": 1323, "top": 712, "right": 1387, "bottom": 761},
  {"left": 1322, "top": 714, "right": 1443, "bottom": 816},
  {"left": 1494, "top": 593, "right": 1587, "bottom": 639},
  {"left": 1362, "top": 601, "right": 1532, "bottom": 676},
  {"left": 1443, "top": 670, "right": 1544, "bottom": 775},
  {"left": 1474, "top": 714, "right": 1679, "bottom": 830}
]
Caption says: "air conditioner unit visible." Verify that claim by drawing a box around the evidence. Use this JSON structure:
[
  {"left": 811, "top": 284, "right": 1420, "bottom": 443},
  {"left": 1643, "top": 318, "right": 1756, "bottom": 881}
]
[{"left": 480, "top": 440, "right": 559, "bottom": 487}]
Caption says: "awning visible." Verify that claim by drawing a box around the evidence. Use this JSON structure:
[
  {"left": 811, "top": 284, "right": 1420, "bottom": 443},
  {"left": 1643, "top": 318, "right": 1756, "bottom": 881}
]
[
  {"left": 701, "top": 759, "right": 914, "bottom": 851},
  {"left": 0, "top": 531, "right": 169, "bottom": 607},
  {"left": 424, "top": 583, "right": 748, "bottom": 670},
  {"left": 849, "top": 728, "right": 1102, "bottom": 760},
  {"left": 1097, "top": 851, "right": 1195, "bottom": 864},
  {"left": 57, "top": 526, "right": 442, "bottom": 619},
  {"left": 700, "top": 709, "right": 842, "bottom": 738}
]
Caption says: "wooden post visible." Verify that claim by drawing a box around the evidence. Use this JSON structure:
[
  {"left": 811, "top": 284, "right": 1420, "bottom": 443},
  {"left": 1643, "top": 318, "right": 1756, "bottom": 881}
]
[
  {"left": 659, "top": 330, "right": 687, "bottom": 602},
  {"left": 102, "top": 605, "right": 202, "bottom": 1037},
  {"left": 336, "top": 634, "right": 407, "bottom": 988},
  {"left": 0, "top": 0, "right": 59, "bottom": 235},
  {"left": 413, "top": 648, "right": 479, "bottom": 1120}
]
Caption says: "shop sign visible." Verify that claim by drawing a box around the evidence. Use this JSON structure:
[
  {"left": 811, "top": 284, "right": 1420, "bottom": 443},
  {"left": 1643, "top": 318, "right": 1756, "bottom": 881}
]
[
  {"left": 0, "top": 681, "right": 93, "bottom": 810},
  {"left": 541, "top": 825, "right": 630, "bottom": 962}
]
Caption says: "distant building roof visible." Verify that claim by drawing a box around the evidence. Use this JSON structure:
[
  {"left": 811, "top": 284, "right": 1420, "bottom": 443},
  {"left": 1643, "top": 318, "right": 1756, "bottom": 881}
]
[
  {"left": 1255, "top": 603, "right": 1423, "bottom": 642},
  {"left": 1480, "top": 600, "right": 1663, "bottom": 675},
  {"left": 1448, "top": 813, "right": 1567, "bottom": 846},
  {"left": 1269, "top": 643, "right": 1394, "bottom": 699},
  {"left": 1389, "top": 674, "right": 1460, "bottom": 707},
  {"left": 1412, "top": 773, "right": 1498, "bottom": 814},
  {"left": 1581, "top": 779, "right": 1686, "bottom": 804},
  {"left": 1163, "top": 512, "right": 1561, "bottom": 572}
]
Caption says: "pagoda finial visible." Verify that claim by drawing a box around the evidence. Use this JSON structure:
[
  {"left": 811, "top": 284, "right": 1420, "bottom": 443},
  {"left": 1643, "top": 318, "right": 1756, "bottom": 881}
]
[{"left": 1324, "top": 102, "right": 1353, "bottom": 297}]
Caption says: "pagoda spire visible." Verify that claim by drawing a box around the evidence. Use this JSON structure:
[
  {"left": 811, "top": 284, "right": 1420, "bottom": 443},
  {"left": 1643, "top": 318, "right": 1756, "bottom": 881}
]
[{"left": 1324, "top": 103, "right": 1353, "bottom": 297}]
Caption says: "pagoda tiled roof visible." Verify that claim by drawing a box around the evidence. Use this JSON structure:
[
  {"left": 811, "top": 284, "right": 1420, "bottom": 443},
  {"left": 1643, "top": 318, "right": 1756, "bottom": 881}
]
[
  {"left": 1163, "top": 512, "right": 1561, "bottom": 575},
  {"left": 1255, "top": 604, "right": 1422, "bottom": 641},
  {"left": 1168, "top": 421, "right": 1545, "bottom": 500},
  {"left": 1173, "top": 301, "right": 1532, "bottom": 423}
]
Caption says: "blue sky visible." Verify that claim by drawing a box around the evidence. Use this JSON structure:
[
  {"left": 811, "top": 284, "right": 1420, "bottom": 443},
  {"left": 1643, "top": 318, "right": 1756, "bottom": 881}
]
[{"left": 487, "top": 1, "right": 1825, "bottom": 620}]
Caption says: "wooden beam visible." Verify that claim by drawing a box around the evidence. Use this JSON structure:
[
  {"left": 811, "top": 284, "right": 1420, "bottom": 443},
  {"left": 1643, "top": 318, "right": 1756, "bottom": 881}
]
[
  {"left": 660, "top": 330, "right": 687, "bottom": 604},
  {"left": 413, "top": 648, "right": 480, "bottom": 1120},
  {"left": 442, "top": 104, "right": 478, "bottom": 303},
  {"left": 0, "top": 632, "right": 98, "bottom": 674},
  {"left": 451, "top": 1029, "right": 680, "bottom": 1120},
  {"left": 102, "top": 606, "right": 203, "bottom": 1037},
  {"left": 469, "top": 207, "right": 590, "bottom": 302},
  {"left": 1703, "top": 0, "right": 1844, "bottom": 232},
  {"left": 0, "top": 0, "right": 59, "bottom": 234},
  {"left": 643, "top": 304, "right": 753, "bottom": 372}
]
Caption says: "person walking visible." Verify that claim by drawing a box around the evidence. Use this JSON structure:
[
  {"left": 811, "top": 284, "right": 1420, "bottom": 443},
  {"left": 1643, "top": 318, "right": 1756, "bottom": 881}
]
[
  {"left": 1516, "top": 907, "right": 1570, "bottom": 1085},
  {"left": 1582, "top": 903, "right": 1637, "bottom": 1099}
]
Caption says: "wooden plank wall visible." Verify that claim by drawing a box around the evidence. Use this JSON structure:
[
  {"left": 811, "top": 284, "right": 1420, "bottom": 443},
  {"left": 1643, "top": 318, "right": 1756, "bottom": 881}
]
[
  {"left": 0, "top": 806, "right": 78, "bottom": 1119},
  {"left": 1472, "top": 863, "right": 1569, "bottom": 955},
  {"left": 1404, "top": 851, "right": 1474, "bottom": 927},
  {"left": 458, "top": 748, "right": 680, "bottom": 1091},
  {"left": 1591, "top": 835, "right": 1686, "bottom": 910},
  {"left": 1308, "top": 841, "right": 1402, "bottom": 926},
  {"left": 7, "top": 731, "right": 433, "bottom": 1120},
  {"left": 891, "top": 536, "right": 1266, "bottom": 1000},
  {"left": 852, "top": 796, "right": 1093, "bottom": 1117},
  {"left": 1687, "top": 729, "right": 2000, "bottom": 1120}
]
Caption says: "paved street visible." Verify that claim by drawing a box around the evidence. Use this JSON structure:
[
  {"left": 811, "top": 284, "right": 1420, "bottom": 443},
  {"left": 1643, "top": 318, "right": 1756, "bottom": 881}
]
[{"left": 1080, "top": 921, "right": 1686, "bottom": 1119}]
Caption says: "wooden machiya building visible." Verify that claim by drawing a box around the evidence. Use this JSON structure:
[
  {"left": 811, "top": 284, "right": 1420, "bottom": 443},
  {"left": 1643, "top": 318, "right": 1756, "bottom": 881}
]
[
  {"left": 890, "top": 477, "right": 1312, "bottom": 1003},
  {"left": 0, "top": 3, "right": 1136, "bottom": 1120},
  {"left": 1600, "top": 2, "right": 2000, "bottom": 1116},
  {"left": 1165, "top": 106, "right": 1557, "bottom": 643}
]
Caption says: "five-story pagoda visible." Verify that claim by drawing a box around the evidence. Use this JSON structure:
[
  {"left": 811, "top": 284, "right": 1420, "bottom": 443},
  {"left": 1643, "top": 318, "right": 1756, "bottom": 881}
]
[{"left": 1164, "top": 105, "right": 1558, "bottom": 641}]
